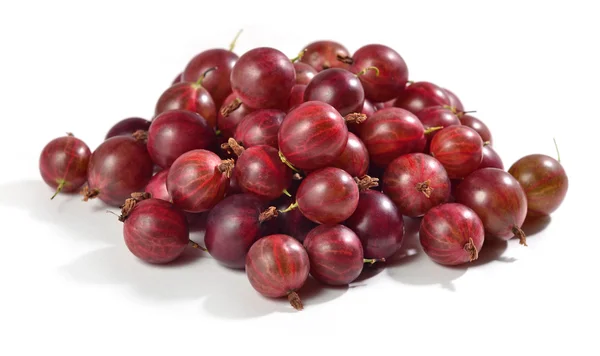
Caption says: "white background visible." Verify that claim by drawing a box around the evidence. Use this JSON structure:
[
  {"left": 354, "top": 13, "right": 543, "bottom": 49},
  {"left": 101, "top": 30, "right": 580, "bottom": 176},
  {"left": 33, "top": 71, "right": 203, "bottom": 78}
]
[{"left": 1, "top": 1, "right": 599, "bottom": 355}]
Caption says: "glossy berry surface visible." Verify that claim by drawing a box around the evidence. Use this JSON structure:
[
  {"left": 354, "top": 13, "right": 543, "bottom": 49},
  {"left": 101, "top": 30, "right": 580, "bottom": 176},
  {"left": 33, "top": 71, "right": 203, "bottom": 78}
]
[
  {"left": 278, "top": 101, "right": 348, "bottom": 171},
  {"left": 235, "top": 145, "right": 292, "bottom": 201},
  {"left": 294, "top": 62, "right": 317, "bottom": 85},
  {"left": 154, "top": 82, "right": 217, "bottom": 129},
  {"left": 85, "top": 135, "right": 154, "bottom": 206},
  {"left": 205, "top": 194, "right": 278, "bottom": 269},
  {"left": 39, "top": 133, "right": 91, "bottom": 198},
  {"left": 419, "top": 203, "right": 485, "bottom": 266},
  {"left": 299, "top": 40, "right": 351, "bottom": 71},
  {"left": 246, "top": 234, "right": 310, "bottom": 310},
  {"left": 358, "top": 107, "right": 425, "bottom": 167},
  {"left": 145, "top": 169, "right": 171, "bottom": 202},
  {"left": 182, "top": 49, "right": 238, "bottom": 109},
  {"left": 234, "top": 109, "right": 284, "bottom": 149},
  {"left": 296, "top": 167, "right": 359, "bottom": 225},
  {"left": 394, "top": 81, "right": 450, "bottom": 114},
  {"left": 276, "top": 197, "right": 317, "bottom": 243},
  {"left": 382, "top": 153, "right": 451, "bottom": 217},
  {"left": 416, "top": 106, "right": 461, "bottom": 151},
  {"left": 508, "top": 154, "right": 568, "bottom": 217},
  {"left": 459, "top": 114, "right": 493, "bottom": 144},
  {"left": 167, "top": 149, "right": 231, "bottom": 213},
  {"left": 105, "top": 117, "right": 151, "bottom": 140},
  {"left": 304, "top": 68, "right": 364, "bottom": 116},
  {"left": 230, "top": 47, "right": 295, "bottom": 109},
  {"left": 304, "top": 224, "right": 364, "bottom": 286},
  {"left": 455, "top": 168, "right": 528, "bottom": 245},
  {"left": 217, "top": 93, "right": 256, "bottom": 139},
  {"left": 478, "top": 145, "right": 504, "bottom": 170},
  {"left": 123, "top": 198, "right": 189, "bottom": 264},
  {"left": 349, "top": 44, "right": 409, "bottom": 102},
  {"left": 345, "top": 190, "right": 405, "bottom": 260},
  {"left": 443, "top": 88, "right": 465, "bottom": 113},
  {"left": 430, "top": 126, "right": 483, "bottom": 179},
  {"left": 331, "top": 132, "right": 370, "bottom": 178},
  {"left": 287, "top": 84, "right": 307, "bottom": 112},
  {"left": 147, "top": 110, "right": 216, "bottom": 168}
]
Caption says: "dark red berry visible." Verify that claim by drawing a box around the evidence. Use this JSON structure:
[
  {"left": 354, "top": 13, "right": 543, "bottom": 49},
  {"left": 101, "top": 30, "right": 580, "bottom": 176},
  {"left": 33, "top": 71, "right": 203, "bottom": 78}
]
[
  {"left": 276, "top": 197, "right": 318, "bottom": 243},
  {"left": 459, "top": 114, "right": 493, "bottom": 144},
  {"left": 172, "top": 73, "right": 182, "bottom": 85},
  {"left": 287, "top": 84, "right": 307, "bottom": 112},
  {"left": 121, "top": 198, "right": 190, "bottom": 264},
  {"left": 299, "top": 40, "right": 350, "bottom": 72},
  {"left": 345, "top": 190, "right": 405, "bottom": 260},
  {"left": 246, "top": 234, "right": 310, "bottom": 310},
  {"left": 233, "top": 109, "right": 284, "bottom": 149},
  {"left": 154, "top": 71, "right": 217, "bottom": 129},
  {"left": 394, "top": 81, "right": 450, "bottom": 114},
  {"left": 294, "top": 62, "right": 317, "bottom": 85},
  {"left": 455, "top": 168, "right": 528, "bottom": 246},
  {"left": 145, "top": 169, "right": 170, "bottom": 202},
  {"left": 443, "top": 88, "right": 465, "bottom": 113},
  {"left": 303, "top": 68, "right": 364, "bottom": 116},
  {"left": 304, "top": 224, "right": 365, "bottom": 286},
  {"left": 382, "top": 153, "right": 451, "bottom": 217},
  {"left": 508, "top": 153, "right": 568, "bottom": 217},
  {"left": 416, "top": 106, "right": 461, "bottom": 151},
  {"left": 231, "top": 47, "right": 295, "bottom": 110},
  {"left": 217, "top": 93, "right": 256, "bottom": 139},
  {"left": 295, "top": 167, "right": 359, "bottom": 225},
  {"left": 167, "top": 149, "right": 232, "bottom": 213},
  {"left": 205, "top": 194, "right": 278, "bottom": 269},
  {"left": 479, "top": 145, "right": 504, "bottom": 170},
  {"left": 39, "top": 133, "right": 91, "bottom": 199},
  {"left": 278, "top": 101, "right": 349, "bottom": 171},
  {"left": 331, "top": 132, "right": 370, "bottom": 178},
  {"left": 430, "top": 126, "right": 483, "bottom": 179},
  {"left": 147, "top": 110, "right": 216, "bottom": 168},
  {"left": 348, "top": 44, "right": 409, "bottom": 102},
  {"left": 182, "top": 49, "right": 238, "bottom": 109},
  {"left": 357, "top": 107, "right": 425, "bottom": 167},
  {"left": 83, "top": 134, "right": 154, "bottom": 207},
  {"left": 419, "top": 203, "right": 485, "bottom": 266},
  {"left": 105, "top": 117, "right": 151, "bottom": 140}
]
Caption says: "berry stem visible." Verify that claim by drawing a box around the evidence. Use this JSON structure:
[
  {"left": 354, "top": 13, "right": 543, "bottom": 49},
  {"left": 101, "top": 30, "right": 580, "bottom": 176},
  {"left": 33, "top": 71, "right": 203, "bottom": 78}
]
[
  {"left": 483, "top": 141, "right": 491, "bottom": 146},
  {"left": 81, "top": 186, "right": 100, "bottom": 202},
  {"left": 336, "top": 54, "right": 354, "bottom": 65},
  {"left": 189, "top": 240, "right": 208, "bottom": 251},
  {"left": 279, "top": 201, "right": 298, "bottom": 213},
  {"left": 66, "top": 132, "right": 74, "bottom": 137},
  {"left": 195, "top": 67, "right": 217, "bottom": 87},
  {"left": 220, "top": 98, "right": 242, "bottom": 117},
  {"left": 356, "top": 66, "right": 380, "bottom": 77},
  {"left": 424, "top": 126, "right": 444, "bottom": 135},
  {"left": 217, "top": 159, "right": 235, "bottom": 178},
  {"left": 287, "top": 291, "right": 304, "bottom": 311},
  {"left": 258, "top": 206, "right": 279, "bottom": 223},
  {"left": 553, "top": 137, "right": 561, "bottom": 163},
  {"left": 292, "top": 173, "right": 303, "bottom": 181},
  {"left": 344, "top": 113, "right": 367, "bottom": 124},
  {"left": 282, "top": 189, "right": 292, "bottom": 197},
  {"left": 290, "top": 49, "right": 307, "bottom": 63},
  {"left": 51, "top": 180, "right": 66, "bottom": 200},
  {"left": 513, "top": 226, "right": 528, "bottom": 246},
  {"left": 364, "top": 258, "right": 386, "bottom": 265},
  {"left": 132, "top": 130, "right": 148, "bottom": 143},
  {"left": 229, "top": 29, "right": 243, "bottom": 52},
  {"left": 415, "top": 180, "right": 433, "bottom": 198},
  {"left": 215, "top": 129, "right": 221, "bottom": 136},
  {"left": 278, "top": 151, "right": 300, "bottom": 173},
  {"left": 119, "top": 197, "right": 138, "bottom": 222},
  {"left": 355, "top": 175, "right": 379, "bottom": 191},
  {"left": 221, "top": 138, "right": 245, "bottom": 157},
  {"left": 464, "top": 238, "right": 479, "bottom": 262}
]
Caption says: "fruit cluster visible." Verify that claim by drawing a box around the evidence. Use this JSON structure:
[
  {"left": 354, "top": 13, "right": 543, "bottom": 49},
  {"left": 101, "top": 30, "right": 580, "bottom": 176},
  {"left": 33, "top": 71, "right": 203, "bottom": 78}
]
[{"left": 39, "top": 32, "right": 569, "bottom": 310}]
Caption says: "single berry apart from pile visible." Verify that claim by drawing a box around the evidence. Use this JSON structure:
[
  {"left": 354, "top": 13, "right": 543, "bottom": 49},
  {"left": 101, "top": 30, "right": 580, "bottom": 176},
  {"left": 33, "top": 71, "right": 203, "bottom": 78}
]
[
  {"left": 82, "top": 132, "right": 154, "bottom": 206},
  {"left": 345, "top": 190, "right": 405, "bottom": 260},
  {"left": 230, "top": 47, "right": 296, "bottom": 110},
  {"left": 245, "top": 234, "right": 310, "bottom": 310},
  {"left": 147, "top": 109, "right": 216, "bottom": 168},
  {"left": 508, "top": 148, "right": 568, "bottom": 217},
  {"left": 205, "top": 194, "right": 279, "bottom": 269},
  {"left": 455, "top": 168, "right": 528, "bottom": 246},
  {"left": 419, "top": 203, "right": 485, "bottom": 266},
  {"left": 348, "top": 44, "right": 409, "bottom": 102},
  {"left": 299, "top": 40, "right": 351, "bottom": 71},
  {"left": 304, "top": 224, "right": 375, "bottom": 286},
  {"left": 39, "top": 133, "right": 91, "bottom": 199},
  {"left": 430, "top": 126, "right": 483, "bottom": 179},
  {"left": 382, "top": 153, "right": 451, "bottom": 217},
  {"left": 118, "top": 195, "right": 191, "bottom": 264},
  {"left": 233, "top": 109, "right": 285, "bottom": 149},
  {"left": 105, "top": 117, "right": 151, "bottom": 140},
  {"left": 167, "top": 149, "right": 233, "bottom": 213},
  {"left": 394, "top": 81, "right": 450, "bottom": 114}
]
